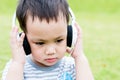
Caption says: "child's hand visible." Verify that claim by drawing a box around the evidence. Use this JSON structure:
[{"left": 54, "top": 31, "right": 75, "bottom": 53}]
[
  {"left": 10, "top": 26, "right": 26, "bottom": 65},
  {"left": 67, "top": 23, "right": 94, "bottom": 80},
  {"left": 67, "top": 22, "right": 84, "bottom": 59}
]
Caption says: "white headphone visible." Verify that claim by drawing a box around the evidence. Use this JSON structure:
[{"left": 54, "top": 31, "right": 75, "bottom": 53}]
[{"left": 12, "top": 7, "right": 78, "bottom": 55}]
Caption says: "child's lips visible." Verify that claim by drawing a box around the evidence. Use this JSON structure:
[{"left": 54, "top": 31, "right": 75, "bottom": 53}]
[{"left": 45, "top": 58, "right": 57, "bottom": 63}]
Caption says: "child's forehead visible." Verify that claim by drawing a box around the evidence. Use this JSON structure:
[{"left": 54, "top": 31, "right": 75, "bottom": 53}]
[
  {"left": 26, "top": 14, "right": 67, "bottom": 41},
  {"left": 26, "top": 12, "right": 67, "bottom": 23},
  {"left": 26, "top": 14, "right": 67, "bottom": 31}
]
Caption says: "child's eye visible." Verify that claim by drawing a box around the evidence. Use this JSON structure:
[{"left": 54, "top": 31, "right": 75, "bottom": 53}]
[
  {"left": 56, "top": 39, "right": 63, "bottom": 43},
  {"left": 36, "top": 42, "right": 44, "bottom": 45}
]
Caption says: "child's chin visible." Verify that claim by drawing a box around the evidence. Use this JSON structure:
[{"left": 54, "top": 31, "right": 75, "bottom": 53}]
[{"left": 45, "top": 61, "right": 58, "bottom": 67}]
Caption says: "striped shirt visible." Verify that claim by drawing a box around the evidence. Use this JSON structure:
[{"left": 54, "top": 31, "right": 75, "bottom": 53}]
[{"left": 2, "top": 56, "right": 76, "bottom": 80}]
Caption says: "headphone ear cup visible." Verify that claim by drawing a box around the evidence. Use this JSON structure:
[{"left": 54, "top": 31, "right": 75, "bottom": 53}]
[
  {"left": 23, "top": 35, "right": 31, "bottom": 55},
  {"left": 67, "top": 25, "right": 73, "bottom": 47},
  {"left": 19, "top": 33, "right": 31, "bottom": 55}
]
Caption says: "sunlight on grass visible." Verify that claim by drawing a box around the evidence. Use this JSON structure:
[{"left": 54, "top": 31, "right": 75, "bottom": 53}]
[{"left": 75, "top": 13, "right": 120, "bottom": 80}]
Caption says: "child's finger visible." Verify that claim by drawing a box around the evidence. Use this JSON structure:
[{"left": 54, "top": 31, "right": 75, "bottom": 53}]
[
  {"left": 74, "top": 22, "right": 82, "bottom": 36},
  {"left": 10, "top": 26, "right": 19, "bottom": 47},
  {"left": 66, "top": 47, "right": 72, "bottom": 53},
  {"left": 17, "top": 32, "right": 25, "bottom": 47}
]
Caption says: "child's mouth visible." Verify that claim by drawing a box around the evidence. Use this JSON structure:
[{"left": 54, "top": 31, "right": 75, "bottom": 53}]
[{"left": 45, "top": 58, "right": 57, "bottom": 63}]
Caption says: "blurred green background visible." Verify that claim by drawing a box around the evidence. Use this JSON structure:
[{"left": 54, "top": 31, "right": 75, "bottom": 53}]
[{"left": 0, "top": 0, "right": 120, "bottom": 80}]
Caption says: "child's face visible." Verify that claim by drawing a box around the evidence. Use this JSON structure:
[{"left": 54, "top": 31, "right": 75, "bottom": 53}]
[{"left": 26, "top": 15, "right": 67, "bottom": 67}]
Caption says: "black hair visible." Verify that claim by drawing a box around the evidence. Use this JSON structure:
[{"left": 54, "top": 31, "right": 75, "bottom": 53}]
[{"left": 16, "top": 0, "right": 70, "bottom": 32}]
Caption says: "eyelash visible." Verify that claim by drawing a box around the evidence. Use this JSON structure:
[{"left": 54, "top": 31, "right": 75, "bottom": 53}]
[
  {"left": 35, "top": 39, "right": 64, "bottom": 45},
  {"left": 36, "top": 42, "right": 44, "bottom": 45},
  {"left": 56, "top": 39, "right": 63, "bottom": 43}
]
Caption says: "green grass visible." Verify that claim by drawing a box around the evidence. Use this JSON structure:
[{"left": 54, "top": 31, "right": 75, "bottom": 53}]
[
  {"left": 0, "top": 0, "right": 120, "bottom": 80},
  {"left": 79, "top": 13, "right": 120, "bottom": 80}
]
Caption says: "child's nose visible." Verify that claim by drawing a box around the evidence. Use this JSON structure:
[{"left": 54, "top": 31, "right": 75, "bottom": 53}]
[{"left": 45, "top": 45, "right": 56, "bottom": 55}]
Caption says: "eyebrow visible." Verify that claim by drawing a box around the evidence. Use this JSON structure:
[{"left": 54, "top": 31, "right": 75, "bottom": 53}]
[{"left": 32, "top": 35, "right": 65, "bottom": 42}]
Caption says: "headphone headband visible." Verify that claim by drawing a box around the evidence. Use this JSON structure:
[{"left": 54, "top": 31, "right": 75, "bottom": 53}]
[
  {"left": 12, "top": 12, "right": 16, "bottom": 27},
  {"left": 12, "top": 7, "right": 75, "bottom": 27},
  {"left": 69, "top": 7, "right": 76, "bottom": 22}
]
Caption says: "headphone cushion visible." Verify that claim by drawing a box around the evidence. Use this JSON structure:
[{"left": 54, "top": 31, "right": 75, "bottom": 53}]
[
  {"left": 19, "top": 33, "right": 31, "bottom": 55},
  {"left": 23, "top": 35, "right": 31, "bottom": 55},
  {"left": 67, "top": 25, "right": 73, "bottom": 47}
]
